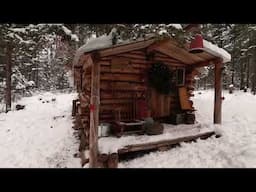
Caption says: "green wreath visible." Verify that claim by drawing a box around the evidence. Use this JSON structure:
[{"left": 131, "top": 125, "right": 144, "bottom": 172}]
[{"left": 148, "top": 63, "right": 173, "bottom": 94}]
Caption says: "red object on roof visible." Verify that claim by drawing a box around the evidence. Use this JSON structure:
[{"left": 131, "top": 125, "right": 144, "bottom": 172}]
[{"left": 189, "top": 34, "right": 204, "bottom": 53}]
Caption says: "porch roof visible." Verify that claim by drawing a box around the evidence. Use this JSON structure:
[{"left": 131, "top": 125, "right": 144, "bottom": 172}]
[{"left": 73, "top": 35, "right": 231, "bottom": 68}]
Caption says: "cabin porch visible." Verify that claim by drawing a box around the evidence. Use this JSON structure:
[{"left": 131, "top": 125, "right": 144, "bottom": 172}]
[{"left": 96, "top": 123, "right": 215, "bottom": 168}]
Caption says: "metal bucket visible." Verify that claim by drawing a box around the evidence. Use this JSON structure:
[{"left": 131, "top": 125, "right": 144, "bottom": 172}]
[{"left": 98, "top": 123, "right": 110, "bottom": 137}]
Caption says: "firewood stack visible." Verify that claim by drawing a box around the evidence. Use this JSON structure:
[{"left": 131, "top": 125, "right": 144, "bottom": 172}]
[
  {"left": 98, "top": 153, "right": 119, "bottom": 168},
  {"left": 184, "top": 69, "right": 197, "bottom": 124},
  {"left": 72, "top": 78, "right": 91, "bottom": 152}
]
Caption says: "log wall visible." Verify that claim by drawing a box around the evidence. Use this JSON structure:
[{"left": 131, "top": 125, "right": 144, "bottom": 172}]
[
  {"left": 73, "top": 49, "right": 197, "bottom": 155},
  {"left": 97, "top": 50, "right": 195, "bottom": 122}
]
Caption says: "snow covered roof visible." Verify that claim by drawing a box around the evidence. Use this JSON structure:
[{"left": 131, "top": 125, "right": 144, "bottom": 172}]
[
  {"left": 73, "top": 33, "right": 113, "bottom": 67},
  {"left": 73, "top": 29, "right": 155, "bottom": 67},
  {"left": 73, "top": 29, "right": 231, "bottom": 67},
  {"left": 190, "top": 40, "right": 231, "bottom": 63}
]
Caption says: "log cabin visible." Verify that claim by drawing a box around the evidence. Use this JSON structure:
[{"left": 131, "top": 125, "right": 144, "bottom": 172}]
[{"left": 71, "top": 29, "right": 231, "bottom": 168}]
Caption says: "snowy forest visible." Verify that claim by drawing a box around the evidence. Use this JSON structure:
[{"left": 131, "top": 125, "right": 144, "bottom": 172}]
[
  {"left": 1, "top": 24, "right": 256, "bottom": 112},
  {"left": 2, "top": 24, "right": 256, "bottom": 168}
]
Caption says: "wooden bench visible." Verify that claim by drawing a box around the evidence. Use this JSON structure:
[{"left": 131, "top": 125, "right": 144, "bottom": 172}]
[{"left": 111, "top": 99, "right": 147, "bottom": 137}]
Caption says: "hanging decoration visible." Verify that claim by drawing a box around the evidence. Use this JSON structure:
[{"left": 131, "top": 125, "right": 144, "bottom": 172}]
[{"left": 148, "top": 63, "right": 173, "bottom": 94}]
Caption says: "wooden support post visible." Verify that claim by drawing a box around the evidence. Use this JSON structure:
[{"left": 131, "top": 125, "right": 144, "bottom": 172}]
[
  {"left": 214, "top": 60, "right": 223, "bottom": 124},
  {"left": 89, "top": 61, "right": 100, "bottom": 168},
  {"left": 107, "top": 153, "right": 119, "bottom": 168}
]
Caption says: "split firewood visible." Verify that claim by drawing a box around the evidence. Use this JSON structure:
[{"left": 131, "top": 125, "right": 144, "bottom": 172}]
[
  {"left": 107, "top": 153, "right": 119, "bottom": 168},
  {"left": 98, "top": 154, "right": 109, "bottom": 168}
]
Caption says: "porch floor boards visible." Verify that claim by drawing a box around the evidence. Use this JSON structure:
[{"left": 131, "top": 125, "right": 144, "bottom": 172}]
[
  {"left": 117, "top": 131, "right": 215, "bottom": 155},
  {"left": 98, "top": 123, "right": 215, "bottom": 155}
]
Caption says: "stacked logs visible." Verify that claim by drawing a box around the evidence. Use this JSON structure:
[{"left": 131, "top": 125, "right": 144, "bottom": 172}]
[
  {"left": 184, "top": 68, "right": 197, "bottom": 124},
  {"left": 185, "top": 69, "right": 198, "bottom": 110},
  {"left": 78, "top": 97, "right": 90, "bottom": 151},
  {"left": 74, "top": 152, "right": 119, "bottom": 168},
  {"left": 73, "top": 102, "right": 90, "bottom": 151},
  {"left": 72, "top": 64, "right": 92, "bottom": 154},
  {"left": 98, "top": 153, "right": 119, "bottom": 168}
]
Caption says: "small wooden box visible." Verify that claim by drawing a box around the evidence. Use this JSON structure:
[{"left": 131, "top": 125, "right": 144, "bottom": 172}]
[
  {"left": 169, "top": 113, "right": 186, "bottom": 125},
  {"left": 185, "top": 113, "right": 195, "bottom": 124}
]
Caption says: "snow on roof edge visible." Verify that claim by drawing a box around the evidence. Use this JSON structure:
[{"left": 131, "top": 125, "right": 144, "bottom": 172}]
[
  {"left": 72, "top": 32, "right": 156, "bottom": 67},
  {"left": 202, "top": 40, "right": 231, "bottom": 63},
  {"left": 72, "top": 34, "right": 113, "bottom": 67}
]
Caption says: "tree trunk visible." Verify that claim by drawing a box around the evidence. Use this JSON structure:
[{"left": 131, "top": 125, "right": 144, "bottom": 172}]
[
  {"left": 246, "top": 57, "right": 250, "bottom": 88},
  {"left": 5, "top": 44, "right": 12, "bottom": 113},
  {"left": 251, "top": 52, "right": 256, "bottom": 95},
  {"left": 240, "top": 62, "right": 245, "bottom": 90},
  {"left": 231, "top": 58, "right": 235, "bottom": 86},
  {"left": 36, "top": 63, "right": 39, "bottom": 88}
]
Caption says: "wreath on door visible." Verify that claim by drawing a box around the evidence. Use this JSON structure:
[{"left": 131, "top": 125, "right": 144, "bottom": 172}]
[{"left": 148, "top": 63, "right": 173, "bottom": 94}]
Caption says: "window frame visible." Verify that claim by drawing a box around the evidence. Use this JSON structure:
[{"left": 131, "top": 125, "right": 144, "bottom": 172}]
[{"left": 175, "top": 67, "right": 186, "bottom": 86}]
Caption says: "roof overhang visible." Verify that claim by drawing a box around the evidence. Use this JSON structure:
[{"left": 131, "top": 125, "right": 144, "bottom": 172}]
[{"left": 74, "top": 36, "right": 230, "bottom": 68}]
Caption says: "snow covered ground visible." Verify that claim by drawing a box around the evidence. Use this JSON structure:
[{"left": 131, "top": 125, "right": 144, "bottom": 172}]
[
  {"left": 0, "top": 92, "right": 80, "bottom": 168},
  {"left": 120, "top": 90, "right": 256, "bottom": 168},
  {"left": 2, "top": 89, "right": 256, "bottom": 168}
]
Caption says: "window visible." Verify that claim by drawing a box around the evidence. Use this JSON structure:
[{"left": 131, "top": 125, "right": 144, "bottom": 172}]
[{"left": 176, "top": 68, "right": 185, "bottom": 86}]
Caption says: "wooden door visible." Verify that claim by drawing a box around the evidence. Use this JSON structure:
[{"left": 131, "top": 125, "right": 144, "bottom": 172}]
[{"left": 148, "top": 88, "right": 172, "bottom": 118}]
